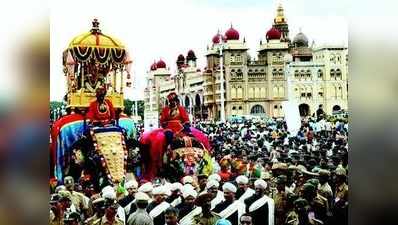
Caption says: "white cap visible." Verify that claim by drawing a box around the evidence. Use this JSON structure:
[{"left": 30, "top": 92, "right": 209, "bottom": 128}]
[
  {"left": 254, "top": 179, "right": 267, "bottom": 189},
  {"left": 135, "top": 192, "right": 150, "bottom": 201},
  {"left": 101, "top": 185, "right": 116, "bottom": 199},
  {"left": 206, "top": 180, "right": 220, "bottom": 189},
  {"left": 55, "top": 185, "right": 66, "bottom": 193},
  {"left": 102, "top": 189, "right": 116, "bottom": 200},
  {"left": 164, "top": 181, "right": 173, "bottom": 191},
  {"left": 182, "top": 184, "right": 195, "bottom": 194},
  {"left": 171, "top": 182, "right": 183, "bottom": 192},
  {"left": 125, "top": 180, "right": 138, "bottom": 189},
  {"left": 182, "top": 188, "right": 198, "bottom": 199},
  {"left": 208, "top": 174, "right": 221, "bottom": 182},
  {"left": 138, "top": 182, "right": 153, "bottom": 193},
  {"left": 182, "top": 176, "right": 194, "bottom": 184},
  {"left": 235, "top": 175, "right": 249, "bottom": 184},
  {"left": 164, "top": 185, "right": 172, "bottom": 196},
  {"left": 222, "top": 182, "right": 237, "bottom": 193},
  {"left": 152, "top": 186, "right": 166, "bottom": 196}
]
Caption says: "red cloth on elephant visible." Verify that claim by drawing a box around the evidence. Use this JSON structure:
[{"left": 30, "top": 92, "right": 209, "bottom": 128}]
[
  {"left": 159, "top": 106, "right": 189, "bottom": 133},
  {"left": 86, "top": 99, "right": 115, "bottom": 124},
  {"left": 139, "top": 128, "right": 167, "bottom": 181}
]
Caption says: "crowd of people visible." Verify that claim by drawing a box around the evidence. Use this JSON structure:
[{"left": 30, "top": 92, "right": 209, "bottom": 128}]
[{"left": 49, "top": 113, "right": 348, "bottom": 225}]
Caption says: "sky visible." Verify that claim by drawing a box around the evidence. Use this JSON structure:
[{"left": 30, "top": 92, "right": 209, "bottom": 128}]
[{"left": 50, "top": 0, "right": 348, "bottom": 101}]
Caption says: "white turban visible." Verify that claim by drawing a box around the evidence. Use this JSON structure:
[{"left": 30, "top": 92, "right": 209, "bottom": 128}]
[
  {"left": 254, "top": 179, "right": 267, "bottom": 189},
  {"left": 182, "top": 188, "right": 198, "bottom": 199},
  {"left": 135, "top": 192, "right": 150, "bottom": 201},
  {"left": 152, "top": 186, "right": 166, "bottom": 195},
  {"left": 164, "top": 185, "right": 172, "bottom": 196},
  {"left": 182, "top": 184, "right": 195, "bottom": 194},
  {"left": 222, "top": 182, "right": 237, "bottom": 193},
  {"left": 55, "top": 185, "right": 66, "bottom": 193},
  {"left": 101, "top": 186, "right": 116, "bottom": 200},
  {"left": 182, "top": 176, "right": 194, "bottom": 184},
  {"left": 171, "top": 182, "right": 183, "bottom": 192},
  {"left": 208, "top": 174, "right": 221, "bottom": 182},
  {"left": 206, "top": 180, "right": 220, "bottom": 189},
  {"left": 138, "top": 182, "right": 153, "bottom": 193},
  {"left": 235, "top": 175, "right": 249, "bottom": 184},
  {"left": 125, "top": 180, "right": 138, "bottom": 189}
]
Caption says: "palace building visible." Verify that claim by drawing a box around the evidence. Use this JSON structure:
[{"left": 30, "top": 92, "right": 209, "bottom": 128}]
[{"left": 144, "top": 3, "right": 348, "bottom": 123}]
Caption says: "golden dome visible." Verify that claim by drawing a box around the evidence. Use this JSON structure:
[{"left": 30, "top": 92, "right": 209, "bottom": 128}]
[
  {"left": 68, "top": 32, "right": 125, "bottom": 49},
  {"left": 63, "top": 19, "right": 127, "bottom": 65},
  {"left": 67, "top": 19, "right": 125, "bottom": 49}
]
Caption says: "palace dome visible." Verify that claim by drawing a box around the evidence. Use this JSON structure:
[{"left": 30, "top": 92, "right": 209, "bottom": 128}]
[
  {"left": 225, "top": 26, "right": 239, "bottom": 40},
  {"left": 266, "top": 27, "right": 281, "bottom": 40},
  {"left": 293, "top": 31, "right": 309, "bottom": 47},
  {"left": 156, "top": 59, "right": 166, "bottom": 68}
]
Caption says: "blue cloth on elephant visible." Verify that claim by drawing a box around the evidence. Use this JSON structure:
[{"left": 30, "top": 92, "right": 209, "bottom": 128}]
[
  {"left": 165, "top": 130, "right": 174, "bottom": 145},
  {"left": 183, "top": 123, "right": 191, "bottom": 133}
]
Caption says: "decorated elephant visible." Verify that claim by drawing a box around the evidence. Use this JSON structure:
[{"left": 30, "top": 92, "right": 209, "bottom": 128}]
[
  {"left": 138, "top": 126, "right": 213, "bottom": 182},
  {"left": 50, "top": 113, "right": 137, "bottom": 190}
]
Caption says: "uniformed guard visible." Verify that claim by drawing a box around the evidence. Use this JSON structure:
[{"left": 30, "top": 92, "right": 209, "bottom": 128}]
[
  {"left": 64, "top": 176, "right": 89, "bottom": 214},
  {"left": 213, "top": 182, "right": 245, "bottom": 225},
  {"left": 206, "top": 180, "right": 224, "bottom": 210},
  {"left": 147, "top": 186, "right": 171, "bottom": 225},
  {"left": 127, "top": 192, "right": 153, "bottom": 225},
  {"left": 177, "top": 187, "right": 198, "bottom": 220},
  {"left": 85, "top": 197, "right": 105, "bottom": 225},
  {"left": 166, "top": 183, "right": 183, "bottom": 208},
  {"left": 301, "top": 183, "right": 326, "bottom": 225},
  {"left": 235, "top": 175, "right": 255, "bottom": 202},
  {"left": 273, "top": 175, "right": 288, "bottom": 225},
  {"left": 244, "top": 179, "right": 275, "bottom": 225},
  {"left": 332, "top": 167, "right": 348, "bottom": 225}
]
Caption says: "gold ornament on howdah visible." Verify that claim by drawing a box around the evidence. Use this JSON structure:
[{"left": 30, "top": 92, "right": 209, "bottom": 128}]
[{"left": 62, "top": 18, "right": 132, "bottom": 110}]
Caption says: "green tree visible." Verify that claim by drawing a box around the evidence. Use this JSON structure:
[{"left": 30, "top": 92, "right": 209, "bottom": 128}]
[
  {"left": 50, "top": 101, "right": 63, "bottom": 111},
  {"left": 123, "top": 99, "right": 145, "bottom": 119}
]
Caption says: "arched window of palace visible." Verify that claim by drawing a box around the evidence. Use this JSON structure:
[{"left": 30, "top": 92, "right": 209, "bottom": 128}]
[
  {"left": 306, "top": 70, "right": 311, "bottom": 79},
  {"left": 319, "top": 87, "right": 324, "bottom": 98},
  {"left": 330, "top": 69, "right": 335, "bottom": 79},
  {"left": 236, "top": 54, "right": 242, "bottom": 62},
  {"left": 336, "top": 69, "right": 342, "bottom": 80},
  {"left": 238, "top": 105, "right": 244, "bottom": 115},
  {"left": 278, "top": 68, "right": 284, "bottom": 77},
  {"left": 273, "top": 68, "right": 278, "bottom": 78},
  {"left": 251, "top": 105, "right": 265, "bottom": 115},
  {"left": 317, "top": 69, "right": 323, "bottom": 79},
  {"left": 237, "top": 86, "right": 243, "bottom": 98}
]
